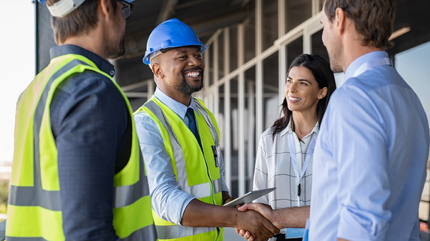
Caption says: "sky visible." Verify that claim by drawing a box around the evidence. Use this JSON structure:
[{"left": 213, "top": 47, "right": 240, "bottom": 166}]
[{"left": 0, "top": 1, "right": 35, "bottom": 163}]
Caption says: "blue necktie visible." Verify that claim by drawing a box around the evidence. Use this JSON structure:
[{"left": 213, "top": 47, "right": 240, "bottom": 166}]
[{"left": 186, "top": 108, "right": 201, "bottom": 145}]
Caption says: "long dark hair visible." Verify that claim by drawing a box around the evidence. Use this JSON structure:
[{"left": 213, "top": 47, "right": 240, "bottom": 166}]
[{"left": 272, "top": 54, "right": 336, "bottom": 139}]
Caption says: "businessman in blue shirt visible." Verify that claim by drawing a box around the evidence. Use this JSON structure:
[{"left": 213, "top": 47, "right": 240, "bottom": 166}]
[
  {"left": 237, "top": 0, "right": 429, "bottom": 241},
  {"left": 310, "top": 0, "right": 430, "bottom": 240}
]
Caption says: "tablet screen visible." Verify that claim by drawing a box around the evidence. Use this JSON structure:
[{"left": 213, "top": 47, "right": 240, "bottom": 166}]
[{"left": 223, "top": 187, "right": 276, "bottom": 207}]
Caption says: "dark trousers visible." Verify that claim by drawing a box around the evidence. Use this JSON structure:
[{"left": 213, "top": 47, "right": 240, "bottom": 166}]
[{"left": 273, "top": 233, "right": 302, "bottom": 241}]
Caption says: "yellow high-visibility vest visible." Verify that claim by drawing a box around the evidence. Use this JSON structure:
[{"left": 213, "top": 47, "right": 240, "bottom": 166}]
[
  {"left": 135, "top": 96, "right": 224, "bottom": 241},
  {"left": 7, "top": 53, "right": 157, "bottom": 241}
]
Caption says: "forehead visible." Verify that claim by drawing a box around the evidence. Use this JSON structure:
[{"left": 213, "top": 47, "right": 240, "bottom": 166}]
[
  {"left": 288, "top": 66, "right": 316, "bottom": 80},
  {"left": 165, "top": 46, "right": 201, "bottom": 55}
]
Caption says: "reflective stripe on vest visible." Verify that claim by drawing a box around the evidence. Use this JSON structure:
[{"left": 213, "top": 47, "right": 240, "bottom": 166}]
[
  {"left": 194, "top": 100, "right": 219, "bottom": 146},
  {"left": 7, "top": 56, "right": 157, "bottom": 241},
  {"left": 143, "top": 99, "right": 222, "bottom": 240},
  {"left": 6, "top": 225, "right": 157, "bottom": 241},
  {"left": 156, "top": 226, "right": 214, "bottom": 240}
]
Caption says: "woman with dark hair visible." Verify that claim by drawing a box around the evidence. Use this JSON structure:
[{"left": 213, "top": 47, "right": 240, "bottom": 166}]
[{"left": 252, "top": 53, "right": 336, "bottom": 241}]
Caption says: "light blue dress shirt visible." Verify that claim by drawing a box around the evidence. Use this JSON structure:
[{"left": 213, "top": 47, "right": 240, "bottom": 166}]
[
  {"left": 309, "top": 51, "right": 429, "bottom": 241},
  {"left": 134, "top": 88, "right": 229, "bottom": 225}
]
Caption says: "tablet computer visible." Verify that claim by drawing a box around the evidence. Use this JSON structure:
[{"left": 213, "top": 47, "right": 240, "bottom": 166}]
[{"left": 223, "top": 187, "right": 276, "bottom": 207}]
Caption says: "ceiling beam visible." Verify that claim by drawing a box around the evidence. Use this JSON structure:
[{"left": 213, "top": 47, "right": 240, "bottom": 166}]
[{"left": 156, "top": 0, "right": 179, "bottom": 25}]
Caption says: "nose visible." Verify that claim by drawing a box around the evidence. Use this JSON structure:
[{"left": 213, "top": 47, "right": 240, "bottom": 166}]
[
  {"left": 188, "top": 55, "right": 202, "bottom": 67},
  {"left": 287, "top": 81, "right": 298, "bottom": 93}
]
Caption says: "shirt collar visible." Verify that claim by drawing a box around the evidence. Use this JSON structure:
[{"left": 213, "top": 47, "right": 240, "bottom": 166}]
[
  {"left": 280, "top": 119, "right": 320, "bottom": 137},
  {"left": 154, "top": 87, "right": 200, "bottom": 119},
  {"left": 344, "top": 51, "right": 388, "bottom": 80},
  {"left": 50, "top": 44, "right": 115, "bottom": 77}
]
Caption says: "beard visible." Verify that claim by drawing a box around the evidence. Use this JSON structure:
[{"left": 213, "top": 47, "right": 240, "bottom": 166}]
[
  {"left": 327, "top": 42, "right": 344, "bottom": 73},
  {"left": 176, "top": 67, "right": 204, "bottom": 95},
  {"left": 106, "top": 28, "right": 126, "bottom": 60}
]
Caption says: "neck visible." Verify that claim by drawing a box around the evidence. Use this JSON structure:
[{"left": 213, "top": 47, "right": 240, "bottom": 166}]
[
  {"left": 292, "top": 111, "right": 318, "bottom": 140},
  {"left": 341, "top": 24, "right": 383, "bottom": 72},
  {"left": 158, "top": 84, "right": 192, "bottom": 106},
  {"left": 342, "top": 45, "right": 382, "bottom": 72},
  {"left": 61, "top": 27, "right": 107, "bottom": 59}
]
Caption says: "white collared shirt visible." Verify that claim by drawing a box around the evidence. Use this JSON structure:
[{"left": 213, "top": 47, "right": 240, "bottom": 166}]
[{"left": 253, "top": 121, "right": 319, "bottom": 209}]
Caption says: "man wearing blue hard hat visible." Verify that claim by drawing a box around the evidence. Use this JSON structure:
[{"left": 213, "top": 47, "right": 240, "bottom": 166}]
[
  {"left": 134, "top": 18, "right": 279, "bottom": 241},
  {"left": 6, "top": 0, "right": 157, "bottom": 240}
]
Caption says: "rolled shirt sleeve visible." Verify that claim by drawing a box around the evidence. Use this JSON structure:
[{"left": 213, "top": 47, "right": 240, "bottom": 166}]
[
  {"left": 134, "top": 111, "right": 196, "bottom": 225},
  {"left": 331, "top": 84, "right": 391, "bottom": 240}
]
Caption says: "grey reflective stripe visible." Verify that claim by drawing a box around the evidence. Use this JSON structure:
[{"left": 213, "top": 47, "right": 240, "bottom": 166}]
[
  {"left": 145, "top": 101, "right": 189, "bottom": 189},
  {"left": 212, "top": 178, "right": 222, "bottom": 194},
  {"left": 9, "top": 59, "right": 89, "bottom": 211},
  {"left": 194, "top": 100, "right": 219, "bottom": 145},
  {"left": 8, "top": 186, "right": 61, "bottom": 211},
  {"left": 114, "top": 153, "right": 150, "bottom": 208},
  {"left": 182, "top": 182, "right": 211, "bottom": 199},
  {"left": 6, "top": 236, "right": 47, "bottom": 241},
  {"left": 182, "top": 179, "right": 222, "bottom": 199},
  {"left": 121, "top": 223, "right": 158, "bottom": 241},
  {"left": 156, "top": 225, "right": 215, "bottom": 240}
]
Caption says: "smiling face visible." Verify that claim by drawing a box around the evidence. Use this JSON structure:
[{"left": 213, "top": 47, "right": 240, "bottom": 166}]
[
  {"left": 286, "top": 66, "right": 327, "bottom": 114},
  {"left": 152, "top": 46, "right": 205, "bottom": 100}
]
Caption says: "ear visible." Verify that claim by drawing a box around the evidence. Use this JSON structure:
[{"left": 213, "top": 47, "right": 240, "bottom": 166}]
[
  {"left": 98, "top": 0, "right": 113, "bottom": 20},
  {"left": 152, "top": 63, "right": 164, "bottom": 79},
  {"left": 334, "top": 7, "right": 346, "bottom": 34},
  {"left": 318, "top": 87, "right": 328, "bottom": 99}
]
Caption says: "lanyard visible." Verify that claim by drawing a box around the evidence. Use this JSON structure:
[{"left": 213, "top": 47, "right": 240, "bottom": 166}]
[
  {"left": 288, "top": 132, "right": 317, "bottom": 197},
  {"left": 353, "top": 57, "right": 391, "bottom": 77}
]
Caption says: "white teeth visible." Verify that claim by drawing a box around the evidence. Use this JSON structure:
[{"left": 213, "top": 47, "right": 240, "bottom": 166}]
[
  {"left": 186, "top": 72, "right": 200, "bottom": 77},
  {"left": 289, "top": 97, "right": 300, "bottom": 101}
]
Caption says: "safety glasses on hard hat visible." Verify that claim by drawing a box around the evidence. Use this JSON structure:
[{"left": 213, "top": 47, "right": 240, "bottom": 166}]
[{"left": 120, "top": 1, "right": 133, "bottom": 20}]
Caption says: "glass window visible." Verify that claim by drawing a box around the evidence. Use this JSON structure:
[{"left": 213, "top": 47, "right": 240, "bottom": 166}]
[
  {"left": 207, "top": 44, "right": 214, "bottom": 86},
  {"left": 395, "top": 41, "right": 430, "bottom": 225},
  {"left": 263, "top": 52, "right": 279, "bottom": 130},
  {"left": 244, "top": 17, "right": 256, "bottom": 63},
  {"left": 287, "top": 36, "right": 303, "bottom": 68},
  {"left": 218, "top": 32, "right": 225, "bottom": 79},
  {"left": 262, "top": 0, "right": 278, "bottom": 51},
  {"left": 230, "top": 25, "right": 239, "bottom": 72},
  {"left": 311, "top": 29, "right": 329, "bottom": 63},
  {"left": 285, "top": 0, "right": 312, "bottom": 32},
  {"left": 245, "top": 66, "right": 257, "bottom": 191},
  {"left": 230, "top": 77, "right": 239, "bottom": 197}
]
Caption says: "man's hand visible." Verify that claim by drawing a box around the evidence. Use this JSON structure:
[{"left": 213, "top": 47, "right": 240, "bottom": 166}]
[
  {"left": 238, "top": 203, "right": 279, "bottom": 228},
  {"left": 235, "top": 209, "right": 279, "bottom": 241},
  {"left": 236, "top": 203, "right": 310, "bottom": 240},
  {"left": 235, "top": 203, "right": 279, "bottom": 241}
]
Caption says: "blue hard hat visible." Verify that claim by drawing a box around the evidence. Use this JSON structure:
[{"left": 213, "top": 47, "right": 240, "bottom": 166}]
[{"left": 143, "top": 18, "right": 208, "bottom": 65}]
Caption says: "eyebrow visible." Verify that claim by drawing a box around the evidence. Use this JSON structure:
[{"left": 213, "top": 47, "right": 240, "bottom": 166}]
[{"left": 287, "top": 76, "right": 313, "bottom": 84}]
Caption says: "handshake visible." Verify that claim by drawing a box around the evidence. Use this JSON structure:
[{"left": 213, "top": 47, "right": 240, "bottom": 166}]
[
  {"left": 233, "top": 202, "right": 280, "bottom": 241},
  {"left": 232, "top": 202, "right": 310, "bottom": 241}
]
